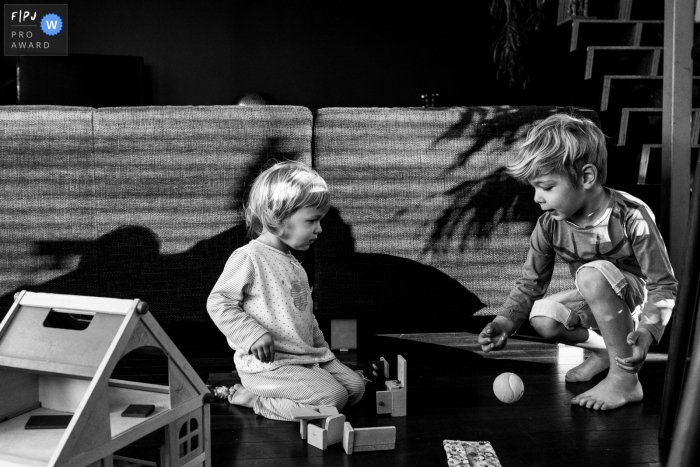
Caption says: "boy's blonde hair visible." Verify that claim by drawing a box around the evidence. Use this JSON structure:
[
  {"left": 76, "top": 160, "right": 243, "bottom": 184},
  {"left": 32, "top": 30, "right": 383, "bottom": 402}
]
[
  {"left": 507, "top": 113, "right": 607, "bottom": 186},
  {"left": 245, "top": 160, "right": 330, "bottom": 237}
]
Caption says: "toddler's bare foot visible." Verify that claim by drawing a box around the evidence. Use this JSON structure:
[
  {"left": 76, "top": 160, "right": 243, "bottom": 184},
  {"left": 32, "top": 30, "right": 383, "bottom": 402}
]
[
  {"left": 565, "top": 350, "right": 609, "bottom": 382},
  {"left": 571, "top": 372, "right": 643, "bottom": 410},
  {"left": 227, "top": 383, "right": 258, "bottom": 408}
]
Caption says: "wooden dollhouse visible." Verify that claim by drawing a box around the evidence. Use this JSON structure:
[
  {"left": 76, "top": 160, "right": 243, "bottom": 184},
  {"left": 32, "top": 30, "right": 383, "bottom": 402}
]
[{"left": 0, "top": 291, "right": 212, "bottom": 467}]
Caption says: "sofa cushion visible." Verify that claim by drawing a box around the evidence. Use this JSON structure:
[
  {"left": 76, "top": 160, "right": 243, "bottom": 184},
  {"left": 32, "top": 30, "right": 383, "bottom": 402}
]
[{"left": 312, "top": 106, "right": 600, "bottom": 333}]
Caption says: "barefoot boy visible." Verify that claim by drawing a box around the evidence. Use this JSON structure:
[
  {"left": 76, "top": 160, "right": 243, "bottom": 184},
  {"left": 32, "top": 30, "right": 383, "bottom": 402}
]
[{"left": 478, "top": 114, "right": 677, "bottom": 410}]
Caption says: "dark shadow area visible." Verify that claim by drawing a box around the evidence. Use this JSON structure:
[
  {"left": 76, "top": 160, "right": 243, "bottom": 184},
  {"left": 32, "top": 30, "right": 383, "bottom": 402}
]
[
  {"left": 315, "top": 207, "right": 486, "bottom": 343},
  {"left": 111, "top": 346, "right": 170, "bottom": 386}
]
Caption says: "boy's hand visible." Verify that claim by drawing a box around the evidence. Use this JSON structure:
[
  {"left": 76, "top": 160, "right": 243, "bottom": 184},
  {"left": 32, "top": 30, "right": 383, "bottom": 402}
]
[
  {"left": 478, "top": 317, "right": 515, "bottom": 352},
  {"left": 250, "top": 333, "right": 275, "bottom": 363},
  {"left": 615, "top": 328, "right": 653, "bottom": 373}
]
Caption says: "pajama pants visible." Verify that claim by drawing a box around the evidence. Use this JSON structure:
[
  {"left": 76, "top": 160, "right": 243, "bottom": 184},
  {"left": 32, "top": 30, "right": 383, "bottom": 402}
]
[{"left": 239, "top": 358, "right": 366, "bottom": 421}]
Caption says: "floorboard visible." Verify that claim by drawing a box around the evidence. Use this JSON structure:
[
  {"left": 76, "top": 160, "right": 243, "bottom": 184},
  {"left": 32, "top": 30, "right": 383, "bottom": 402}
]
[{"left": 113, "top": 329, "right": 673, "bottom": 466}]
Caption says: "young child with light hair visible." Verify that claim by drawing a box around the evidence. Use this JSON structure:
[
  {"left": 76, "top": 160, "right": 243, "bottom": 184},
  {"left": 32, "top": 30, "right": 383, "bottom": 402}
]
[
  {"left": 478, "top": 113, "right": 677, "bottom": 410},
  {"left": 207, "top": 160, "right": 364, "bottom": 421}
]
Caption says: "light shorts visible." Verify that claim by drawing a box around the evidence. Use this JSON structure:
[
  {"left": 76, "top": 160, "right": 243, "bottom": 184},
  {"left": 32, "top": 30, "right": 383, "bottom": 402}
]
[{"left": 529, "top": 260, "right": 647, "bottom": 330}]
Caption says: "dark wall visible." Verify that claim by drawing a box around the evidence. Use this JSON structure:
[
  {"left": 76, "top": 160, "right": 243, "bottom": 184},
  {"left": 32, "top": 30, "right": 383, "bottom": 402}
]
[{"left": 3, "top": 1, "right": 510, "bottom": 108}]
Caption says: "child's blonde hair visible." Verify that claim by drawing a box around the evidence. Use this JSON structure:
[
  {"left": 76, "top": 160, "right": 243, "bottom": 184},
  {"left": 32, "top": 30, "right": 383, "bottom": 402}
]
[
  {"left": 245, "top": 160, "right": 330, "bottom": 237},
  {"left": 507, "top": 113, "right": 607, "bottom": 186}
]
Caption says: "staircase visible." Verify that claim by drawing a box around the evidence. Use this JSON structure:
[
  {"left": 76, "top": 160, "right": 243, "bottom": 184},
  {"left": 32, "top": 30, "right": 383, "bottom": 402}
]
[{"left": 552, "top": 0, "right": 698, "bottom": 212}]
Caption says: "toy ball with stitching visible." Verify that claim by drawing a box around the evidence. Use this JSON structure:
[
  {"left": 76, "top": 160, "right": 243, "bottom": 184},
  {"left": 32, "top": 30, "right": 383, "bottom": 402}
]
[{"left": 493, "top": 372, "right": 524, "bottom": 403}]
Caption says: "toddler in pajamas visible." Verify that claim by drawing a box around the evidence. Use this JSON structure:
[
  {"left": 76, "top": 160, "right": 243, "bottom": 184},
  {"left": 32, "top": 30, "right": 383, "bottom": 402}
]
[{"left": 207, "top": 160, "right": 365, "bottom": 421}]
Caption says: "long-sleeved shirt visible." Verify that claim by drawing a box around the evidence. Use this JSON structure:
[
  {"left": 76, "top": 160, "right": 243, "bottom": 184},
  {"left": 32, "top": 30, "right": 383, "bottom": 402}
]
[
  {"left": 497, "top": 188, "right": 677, "bottom": 344},
  {"left": 207, "top": 239, "right": 334, "bottom": 373}
]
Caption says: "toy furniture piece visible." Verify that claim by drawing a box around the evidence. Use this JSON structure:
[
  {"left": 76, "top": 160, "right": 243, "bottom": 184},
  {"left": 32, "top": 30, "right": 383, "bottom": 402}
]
[
  {"left": 0, "top": 291, "right": 212, "bottom": 467},
  {"left": 289, "top": 406, "right": 339, "bottom": 440},
  {"left": 306, "top": 414, "right": 346, "bottom": 450},
  {"left": 329, "top": 319, "right": 357, "bottom": 351},
  {"left": 342, "top": 423, "right": 396, "bottom": 454},
  {"left": 376, "top": 355, "right": 407, "bottom": 417}
]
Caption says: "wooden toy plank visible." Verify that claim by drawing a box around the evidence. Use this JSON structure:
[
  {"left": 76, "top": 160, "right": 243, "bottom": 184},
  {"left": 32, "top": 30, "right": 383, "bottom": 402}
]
[
  {"left": 290, "top": 406, "right": 339, "bottom": 420},
  {"left": 324, "top": 414, "right": 346, "bottom": 446},
  {"left": 391, "top": 389, "right": 407, "bottom": 417},
  {"left": 300, "top": 419, "right": 310, "bottom": 440},
  {"left": 307, "top": 423, "right": 327, "bottom": 450},
  {"left": 107, "top": 379, "right": 170, "bottom": 394},
  {"left": 353, "top": 426, "right": 396, "bottom": 446},
  {"left": 19, "top": 292, "right": 134, "bottom": 315},
  {"left": 397, "top": 354, "right": 406, "bottom": 387},
  {"left": 353, "top": 443, "right": 395, "bottom": 452},
  {"left": 342, "top": 422, "right": 355, "bottom": 455},
  {"left": 113, "top": 454, "right": 157, "bottom": 466}
]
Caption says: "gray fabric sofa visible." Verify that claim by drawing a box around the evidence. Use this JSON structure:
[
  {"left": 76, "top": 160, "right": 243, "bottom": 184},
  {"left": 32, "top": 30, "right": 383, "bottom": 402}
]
[{"left": 0, "top": 105, "right": 598, "bottom": 340}]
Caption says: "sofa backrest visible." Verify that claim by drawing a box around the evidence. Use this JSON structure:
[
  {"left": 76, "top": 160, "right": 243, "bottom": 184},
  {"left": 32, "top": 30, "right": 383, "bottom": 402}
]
[
  {"left": 0, "top": 105, "right": 599, "bottom": 332},
  {"left": 0, "top": 105, "right": 313, "bottom": 323},
  {"left": 312, "top": 106, "right": 599, "bottom": 333}
]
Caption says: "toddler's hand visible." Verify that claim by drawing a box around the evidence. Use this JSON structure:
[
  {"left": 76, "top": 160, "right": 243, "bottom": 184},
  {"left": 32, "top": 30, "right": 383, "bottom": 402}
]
[
  {"left": 250, "top": 333, "right": 275, "bottom": 363},
  {"left": 478, "top": 321, "right": 510, "bottom": 352},
  {"left": 615, "top": 328, "right": 652, "bottom": 373}
]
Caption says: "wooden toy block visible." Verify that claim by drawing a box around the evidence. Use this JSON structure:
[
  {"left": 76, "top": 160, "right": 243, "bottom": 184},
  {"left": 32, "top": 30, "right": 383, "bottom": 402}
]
[
  {"left": 324, "top": 414, "right": 346, "bottom": 446},
  {"left": 330, "top": 319, "right": 357, "bottom": 351},
  {"left": 342, "top": 422, "right": 355, "bottom": 454},
  {"left": 342, "top": 422, "right": 396, "bottom": 454},
  {"left": 376, "top": 390, "right": 392, "bottom": 414},
  {"left": 307, "top": 422, "right": 328, "bottom": 450},
  {"left": 375, "top": 354, "right": 407, "bottom": 417},
  {"left": 369, "top": 357, "right": 389, "bottom": 386},
  {"left": 290, "top": 406, "right": 339, "bottom": 439}
]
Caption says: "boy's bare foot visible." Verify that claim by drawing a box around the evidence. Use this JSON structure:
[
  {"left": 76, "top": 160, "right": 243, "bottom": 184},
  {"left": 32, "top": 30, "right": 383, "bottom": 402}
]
[
  {"left": 565, "top": 350, "right": 610, "bottom": 382},
  {"left": 227, "top": 383, "right": 258, "bottom": 408},
  {"left": 571, "top": 373, "right": 643, "bottom": 410}
]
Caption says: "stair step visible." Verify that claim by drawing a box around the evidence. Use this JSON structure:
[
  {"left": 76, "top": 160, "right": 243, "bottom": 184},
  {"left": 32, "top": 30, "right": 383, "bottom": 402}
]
[
  {"left": 558, "top": 0, "right": 664, "bottom": 23},
  {"left": 618, "top": 108, "right": 700, "bottom": 146},
  {"left": 600, "top": 75, "right": 700, "bottom": 111},
  {"left": 584, "top": 46, "right": 662, "bottom": 80},
  {"left": 561, "top": 19, "right": 664, "bottom": 52},
  {"left": 637, "top": 144, "right": 699, "bottom": 185}
]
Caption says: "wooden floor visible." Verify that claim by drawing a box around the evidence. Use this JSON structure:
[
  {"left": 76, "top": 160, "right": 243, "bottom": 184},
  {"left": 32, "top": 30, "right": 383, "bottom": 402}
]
[{"left": 113, "top": 324, "right": 672, "bottom": 467}]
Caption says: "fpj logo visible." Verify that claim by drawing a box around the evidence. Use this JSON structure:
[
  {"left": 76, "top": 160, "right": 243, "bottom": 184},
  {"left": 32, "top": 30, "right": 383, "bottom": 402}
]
[{"left": 4, "top": 4, "right": 68, "bottom": 56}]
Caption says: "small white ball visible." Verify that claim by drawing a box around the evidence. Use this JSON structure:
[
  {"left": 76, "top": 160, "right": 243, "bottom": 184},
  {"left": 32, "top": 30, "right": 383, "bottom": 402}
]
[{"left": 493, "top": 372, "right": 524, "bottom": 403}]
